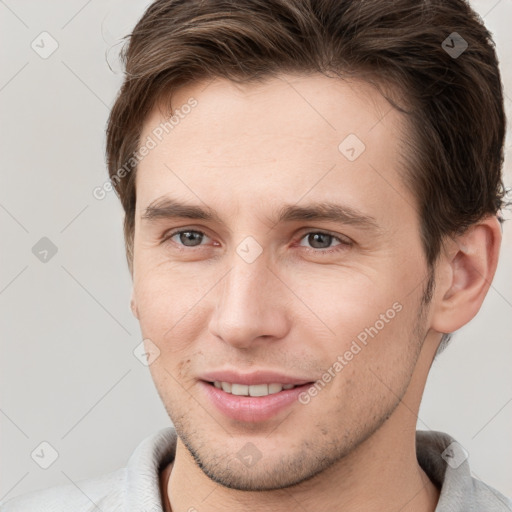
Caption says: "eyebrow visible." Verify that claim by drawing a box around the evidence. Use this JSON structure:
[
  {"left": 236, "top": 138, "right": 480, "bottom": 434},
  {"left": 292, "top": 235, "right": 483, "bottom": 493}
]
[{"left": 141, "top": 197, "right": 380, "bottom": 231}]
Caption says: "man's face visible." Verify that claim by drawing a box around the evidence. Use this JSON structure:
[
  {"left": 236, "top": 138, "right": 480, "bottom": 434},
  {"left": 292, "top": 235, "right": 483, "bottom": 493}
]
[{"left": 132, "top": 74, "right": 435, "bottom": 490}]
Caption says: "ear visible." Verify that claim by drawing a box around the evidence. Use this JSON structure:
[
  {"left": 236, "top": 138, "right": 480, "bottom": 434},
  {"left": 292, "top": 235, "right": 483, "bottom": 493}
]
[
  {"left": 430, "top": 216, "right": 502, "bottom": 334},
  {"left": 130, "top": 288, "right": 139, "bottom": 319}
]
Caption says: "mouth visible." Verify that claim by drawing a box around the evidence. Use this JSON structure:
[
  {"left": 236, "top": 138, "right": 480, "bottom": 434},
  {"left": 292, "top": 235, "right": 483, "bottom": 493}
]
[
  {"left": 207, "top": 381, "right": 304, "bottom": 396},
  {"left": 199, "top": 379, "right": 315, "bottom": 422}
]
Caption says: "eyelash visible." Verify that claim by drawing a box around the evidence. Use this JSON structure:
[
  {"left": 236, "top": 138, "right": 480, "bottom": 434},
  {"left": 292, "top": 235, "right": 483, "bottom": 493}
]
[{"left": 163, "top": 228, "right": 352, "bottom": 255}]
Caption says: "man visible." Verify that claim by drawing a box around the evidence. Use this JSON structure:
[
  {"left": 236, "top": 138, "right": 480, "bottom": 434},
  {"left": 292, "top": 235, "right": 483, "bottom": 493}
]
[{"left": 2, "top": 0, "right": 510, "bottom": 510}]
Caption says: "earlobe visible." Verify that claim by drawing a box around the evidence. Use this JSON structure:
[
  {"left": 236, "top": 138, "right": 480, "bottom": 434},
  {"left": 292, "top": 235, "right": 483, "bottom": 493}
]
[{"left": 431, "top": 216, "right": 502, "bottom": 334}]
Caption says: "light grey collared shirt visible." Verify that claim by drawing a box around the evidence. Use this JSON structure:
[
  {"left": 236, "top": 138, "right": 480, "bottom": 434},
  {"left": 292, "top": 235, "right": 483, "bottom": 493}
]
[{"left": 1, "top": 427, "right": 511, "bottom": 511}]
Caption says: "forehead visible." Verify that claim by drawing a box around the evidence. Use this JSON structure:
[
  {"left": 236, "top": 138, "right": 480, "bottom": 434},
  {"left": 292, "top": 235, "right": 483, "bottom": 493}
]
[
  {"left": 136, "top": 73, "right": 414, "bottom": 224},
  {"left": 142, "top": 73, "right": 403, "bottom": 152}
]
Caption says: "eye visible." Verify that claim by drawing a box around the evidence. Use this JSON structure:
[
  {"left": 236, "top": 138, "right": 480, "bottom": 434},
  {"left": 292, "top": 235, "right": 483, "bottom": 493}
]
[
  {"left": 166, "top": 229, "right": 210, "bottom": 247},
  {"left": 163, "top": 228, "right": 352, "bottom": 254},
  {"left": 297, "top": 231, "right": 351, "bottom": 254}
]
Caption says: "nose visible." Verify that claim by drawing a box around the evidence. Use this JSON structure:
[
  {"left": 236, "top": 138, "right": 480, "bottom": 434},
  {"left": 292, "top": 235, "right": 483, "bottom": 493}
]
[{"left": 208, "top": 255, "right": 290, "bottom": 349}]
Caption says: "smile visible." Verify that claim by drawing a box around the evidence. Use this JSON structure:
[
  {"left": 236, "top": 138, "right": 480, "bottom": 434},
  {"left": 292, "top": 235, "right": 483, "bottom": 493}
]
[{"left": 211, "top": 381, "right": 298, "bottom": 396}]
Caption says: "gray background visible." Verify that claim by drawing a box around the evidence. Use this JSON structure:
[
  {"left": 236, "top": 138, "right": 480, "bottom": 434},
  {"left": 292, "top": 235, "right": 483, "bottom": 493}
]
[{"left": 1, "top": 0, "right": 511, "bottom": 503}]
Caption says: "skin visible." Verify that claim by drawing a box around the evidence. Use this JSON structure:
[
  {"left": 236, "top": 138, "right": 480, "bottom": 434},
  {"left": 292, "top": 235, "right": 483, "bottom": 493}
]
[{"left": 130, "top": 74, "right": 501, "bottom": 512}]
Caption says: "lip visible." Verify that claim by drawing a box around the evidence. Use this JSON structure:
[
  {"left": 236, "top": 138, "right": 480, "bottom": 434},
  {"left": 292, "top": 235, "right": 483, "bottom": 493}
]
[
  {"left": 199, "top": 369, "right": 313, "bottom": 386},
  {"left": 198, "top": 374, "right": 315, "bottom": 423}
]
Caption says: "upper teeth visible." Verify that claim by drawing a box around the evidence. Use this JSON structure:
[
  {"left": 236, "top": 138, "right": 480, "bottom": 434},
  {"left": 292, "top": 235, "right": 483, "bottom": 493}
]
[{"left": 213, "top": 382, "right": 296, "bottom": 396}]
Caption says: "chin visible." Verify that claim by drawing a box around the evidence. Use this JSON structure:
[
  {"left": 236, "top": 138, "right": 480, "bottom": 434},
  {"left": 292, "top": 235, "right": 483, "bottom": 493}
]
[{"left": 179, "top": 425, "right": 346, "bottom": 492}]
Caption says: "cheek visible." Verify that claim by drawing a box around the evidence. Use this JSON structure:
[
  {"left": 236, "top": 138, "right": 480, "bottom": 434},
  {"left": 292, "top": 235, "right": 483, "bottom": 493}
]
[
  {"left": 290, "top": 267, "right": 422, "bottom": 389},
  {"left": 133, "top": 261, "right": 217, "bottom": 353},
  {"left": 310, "top": 301, "right": 422, "bottom": 434},
  {"left": 286, "top": 266, "right": 403, "bottom": 340}
]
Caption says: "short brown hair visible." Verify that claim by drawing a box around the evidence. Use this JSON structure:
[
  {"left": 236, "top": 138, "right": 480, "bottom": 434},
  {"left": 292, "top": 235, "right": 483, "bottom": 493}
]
[{"left": 106, "top": 0, "right": 506, "bottom": 274}]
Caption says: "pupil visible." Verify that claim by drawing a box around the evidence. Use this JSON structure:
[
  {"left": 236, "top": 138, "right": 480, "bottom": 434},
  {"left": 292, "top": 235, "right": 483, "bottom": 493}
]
[
  {"left": 309, "top": 233, "right": 331, "bottom": 249},
  {"left": 181, "top": 231, "right": 202, "bottom": 246}
]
